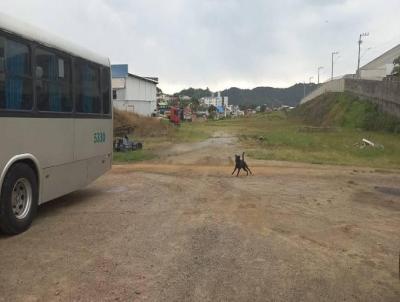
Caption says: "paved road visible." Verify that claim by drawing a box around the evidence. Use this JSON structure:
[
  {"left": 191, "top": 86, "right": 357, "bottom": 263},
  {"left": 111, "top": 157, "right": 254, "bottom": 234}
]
[{"left": 1, "top": 135, "right": 400, "bottom": 301}]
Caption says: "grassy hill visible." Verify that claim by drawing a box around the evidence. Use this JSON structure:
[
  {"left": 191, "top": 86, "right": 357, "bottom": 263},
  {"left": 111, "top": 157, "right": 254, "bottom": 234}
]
[{"left": 292, "top": 92, "right": 400, "bottom": 133}]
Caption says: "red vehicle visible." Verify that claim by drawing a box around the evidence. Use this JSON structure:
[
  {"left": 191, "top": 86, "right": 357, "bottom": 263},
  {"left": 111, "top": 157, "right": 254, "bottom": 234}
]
[{"left": 169, "top": 107, "right": 181, "bottom": 125}]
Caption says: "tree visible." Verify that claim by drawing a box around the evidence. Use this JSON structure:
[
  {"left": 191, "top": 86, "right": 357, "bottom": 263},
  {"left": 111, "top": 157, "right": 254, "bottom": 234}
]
[
  {"left": 191, "top": 98, "right": 200, "bottom": 112},
  {"left": 392, "top": 56, "right": 400, "bottom": 76},
  {"left": 260, "top": 104, "right": 267, "bottom": 112},
  {"left": 208, "top": 105, "right": 217, "bottom": 119}
]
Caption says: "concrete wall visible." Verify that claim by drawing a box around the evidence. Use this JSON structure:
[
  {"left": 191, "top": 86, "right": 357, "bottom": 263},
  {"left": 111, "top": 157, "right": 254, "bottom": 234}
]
[
  {"left": 345, "top": 78, "right": 400, "bottom": 117},
  {"left": 300, "top": 79, "right": 345, "bottom": 104},
  {"left": 300, "top": 77, "right": 400, "bottom": 118}
]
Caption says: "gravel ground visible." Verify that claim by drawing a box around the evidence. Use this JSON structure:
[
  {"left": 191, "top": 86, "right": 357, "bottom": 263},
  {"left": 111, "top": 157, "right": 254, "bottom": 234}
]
[{"left": 0, "top": 134, "right": 399, "bottom": 301}]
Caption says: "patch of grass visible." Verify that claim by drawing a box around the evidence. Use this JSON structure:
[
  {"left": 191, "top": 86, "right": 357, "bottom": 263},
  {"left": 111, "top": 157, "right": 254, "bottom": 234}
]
[
  {"left": 169, "top": 123, "right": 211, "bottom": 143},
  {"left": 182, "top": 111, "right": 400, "bottom": 169},
  {"left": 113, "top": 149, "right": 156, "bottom": 163},
  {"left": 243, "top": 120, "right": 400, "bottom": 168},
  {"left": 292, "top": 92, "right": 400, "bottom": 133},
  {"left": 112, "top": 97, "right": 400, "bottom": 169}
]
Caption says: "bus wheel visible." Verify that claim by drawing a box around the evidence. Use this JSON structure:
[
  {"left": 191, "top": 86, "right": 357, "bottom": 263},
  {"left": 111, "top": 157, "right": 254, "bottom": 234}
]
[{"left": 0, "top": 163, "right": 38, "bottom": 235}]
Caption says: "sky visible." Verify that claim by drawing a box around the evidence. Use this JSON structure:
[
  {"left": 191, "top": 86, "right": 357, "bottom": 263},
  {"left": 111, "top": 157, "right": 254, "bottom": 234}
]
[{"left": 2, "top": 0, "right": 400, "bottom": 94}]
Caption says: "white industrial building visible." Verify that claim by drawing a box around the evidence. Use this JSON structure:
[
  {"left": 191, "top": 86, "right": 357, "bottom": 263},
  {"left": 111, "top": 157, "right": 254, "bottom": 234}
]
[
  {"left": 359, "top": 44, "right": 400, "bottom": 80},
  {"left": 111, "top": 65, "right": 158, "bottom": 116}
]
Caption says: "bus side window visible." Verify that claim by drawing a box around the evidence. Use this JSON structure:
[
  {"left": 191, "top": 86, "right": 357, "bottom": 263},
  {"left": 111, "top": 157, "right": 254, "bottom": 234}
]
[
  {"left": 35, "top": 48, "right": 72, "bottom": 112},
  {"left": 0, "top": 37, "right": 5, "bottom": 109},
  {"left": 75, "top": 61, "right": 101, "bottom": 114},
  {"left": 101, "top": 67, "right": 111, "bottom": 115},
  {"left": 0, "top": 38, "right": 32, "bottom": 111}
]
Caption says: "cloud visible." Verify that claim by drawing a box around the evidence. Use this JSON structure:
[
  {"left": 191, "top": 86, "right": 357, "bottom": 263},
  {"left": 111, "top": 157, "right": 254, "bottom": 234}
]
[{"left": 2, "top": 0, "right": 400, "bottom": 93}]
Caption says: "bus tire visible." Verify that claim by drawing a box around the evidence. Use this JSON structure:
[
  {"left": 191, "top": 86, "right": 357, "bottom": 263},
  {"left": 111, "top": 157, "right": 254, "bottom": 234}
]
[{"left": 0, "top": 163, "right": 38, "bottom": 235}]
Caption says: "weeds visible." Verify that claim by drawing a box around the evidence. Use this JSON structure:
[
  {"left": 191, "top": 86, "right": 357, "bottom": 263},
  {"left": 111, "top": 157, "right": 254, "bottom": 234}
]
[{"left": 113, "top": 149, "right": 156, "bottom": 163}]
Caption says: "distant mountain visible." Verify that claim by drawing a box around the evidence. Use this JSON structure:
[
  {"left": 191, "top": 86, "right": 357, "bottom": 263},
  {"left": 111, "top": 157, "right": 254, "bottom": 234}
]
[
  {"left": 174, "top": 87, "right": 212, "bottom": 100},
  {"left": 174, "top": 84, "right": 319, "bottom": 107},
  {"left": 222, "top": 84, "right": 319, "bottom": 107}
]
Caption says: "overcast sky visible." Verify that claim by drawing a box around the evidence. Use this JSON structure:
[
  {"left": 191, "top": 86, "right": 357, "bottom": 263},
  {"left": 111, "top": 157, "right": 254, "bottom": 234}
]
[{"left": 2, "top": 0, "right": 400, "bottom": 93}]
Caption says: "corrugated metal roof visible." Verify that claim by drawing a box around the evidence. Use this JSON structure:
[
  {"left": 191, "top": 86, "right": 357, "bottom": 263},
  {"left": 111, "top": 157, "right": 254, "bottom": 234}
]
[
  {"left": 111, "top": 65, "right": 158, "bottom": 84},
  {"left": 128, "top": 73, "right": 158, "bottom": 84}
]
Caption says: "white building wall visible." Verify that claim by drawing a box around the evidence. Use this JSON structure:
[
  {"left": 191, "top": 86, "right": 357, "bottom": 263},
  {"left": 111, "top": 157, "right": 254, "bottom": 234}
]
[
  {"left": 360, "top": 68, "right": 387, "bottom": 81},
  {"left": 112, "top": 76, "right": 157, "bottom": 116},
  {"left": 223, "top": 97, "right": 229, "bottom": 106},
  {"left": 202, "top": 95, "right": 228, "bottom": 107},
  {"left": 359, "top": 44, "right": 400, "bottom": 80}
]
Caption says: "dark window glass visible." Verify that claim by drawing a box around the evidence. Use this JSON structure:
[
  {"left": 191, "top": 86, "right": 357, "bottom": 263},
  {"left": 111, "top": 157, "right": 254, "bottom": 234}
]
[
  {"left": 102, "top": 67, "right": 111, "bottom": 114},
  {"left": 36, "top": 48, "right": 71, "bottom": 81},
  {"left": 75, "top": 61, "right": 101, "bottom": 114},
  {"left": 0, "top": 37, "right": 33, "bottom": 110},
  {"left": 36, "top": 81, "right": 72, "bottom": 112},
  {"left": 0, "top": 37, "right": 5, "bottom": 109},
  {"left": 112, "top": 89, "right": 117, "bottom": 100},
  {"left": 0, "top": 37, "right": 4, "bottom": 74},
  {"left": 35, "top": 48, "right": 72, "bottom": 112},
  {"left": 6, "top": 40, "right": 30, "bottom": 76}
]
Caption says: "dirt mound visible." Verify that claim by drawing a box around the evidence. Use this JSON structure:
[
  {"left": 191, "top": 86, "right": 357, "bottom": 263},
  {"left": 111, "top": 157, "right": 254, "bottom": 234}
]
[{"left": 113, "top": 109, "right": 174, "bottom": 137}]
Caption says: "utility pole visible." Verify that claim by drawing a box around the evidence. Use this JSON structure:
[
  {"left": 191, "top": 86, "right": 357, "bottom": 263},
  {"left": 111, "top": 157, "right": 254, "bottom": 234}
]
[
  {"left": 318, "top": 66, "right": 324, "bottom": 84},
  {"left": 357, "top": 32, "right": 369, "bottom": 78},
  {"left": 331, "top": 51, "right": 339, "bottom": 81}
]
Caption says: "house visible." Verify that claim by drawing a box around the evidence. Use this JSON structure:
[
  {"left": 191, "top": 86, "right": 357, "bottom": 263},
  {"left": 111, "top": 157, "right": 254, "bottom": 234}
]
[
  {"left": 111, "top": 64, "right": 158, "bottom": 116},
  {"left": 200, "top": 92, "right": 229, "bottom": 107},
  {"left": 359, "top": 44, "right": 400, "bottom": 80},
  {"left": 180, "top": 95, "right": 191, "bottom": 101}
]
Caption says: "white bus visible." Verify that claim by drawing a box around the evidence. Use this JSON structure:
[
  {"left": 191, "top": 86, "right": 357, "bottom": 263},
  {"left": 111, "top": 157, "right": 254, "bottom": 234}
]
[{"left": 0, "top": 14, "right": 113, "bottom": 235}]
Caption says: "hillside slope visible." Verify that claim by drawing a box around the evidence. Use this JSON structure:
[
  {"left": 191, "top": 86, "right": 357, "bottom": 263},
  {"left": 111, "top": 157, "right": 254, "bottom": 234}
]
[
  {"left": 175, "top": 84, "right": 318, "bottom": 107},
  {"left": 222, "top": 83, "right": 318, "bottom": 107},
  {"left": 292, "top": 92, "right": 400, "bottom": 133}
]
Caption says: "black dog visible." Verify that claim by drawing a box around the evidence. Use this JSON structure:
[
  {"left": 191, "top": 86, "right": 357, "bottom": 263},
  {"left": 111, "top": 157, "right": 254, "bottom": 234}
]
[{"left": 232, "top": 152, "right": 253, "bottom": 177}]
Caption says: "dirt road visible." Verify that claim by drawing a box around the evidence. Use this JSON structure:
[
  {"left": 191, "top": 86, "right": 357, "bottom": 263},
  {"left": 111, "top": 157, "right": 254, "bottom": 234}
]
[{"left": 1, "top": 133, "right": 400, "bottom": 301}]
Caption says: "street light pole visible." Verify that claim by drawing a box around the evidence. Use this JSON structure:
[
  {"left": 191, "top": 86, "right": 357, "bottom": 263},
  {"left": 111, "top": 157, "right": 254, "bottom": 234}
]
[
  {"left": 331, "top": 51, "right": 339, "bottom": 81},
  {"left": 318, "top": 66, "right": 324, "bottom": 84},
  {"left": 357, "top": 32, "right": 369, "bottom": 78}
]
